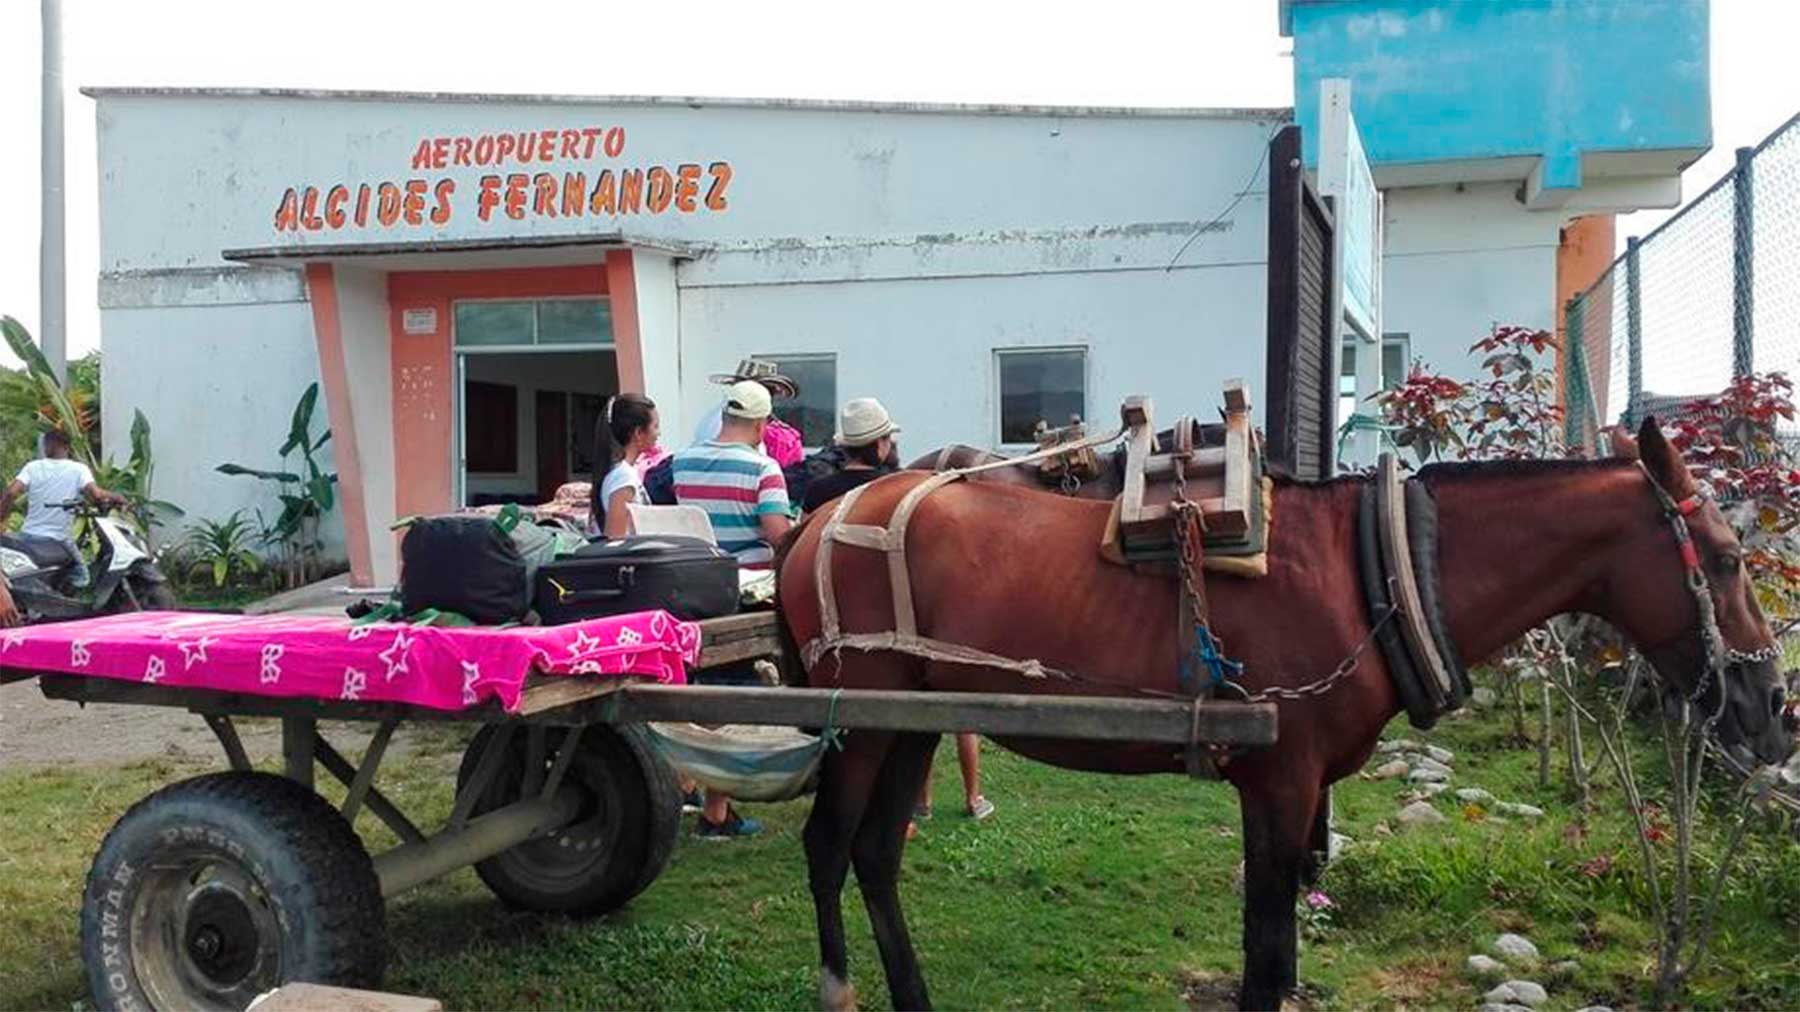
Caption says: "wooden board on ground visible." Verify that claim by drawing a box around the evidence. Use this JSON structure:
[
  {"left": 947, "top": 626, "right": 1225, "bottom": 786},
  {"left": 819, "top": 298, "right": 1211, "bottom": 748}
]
[{"left": 248, "top": 983, "right": 442, "bottom": 1012}]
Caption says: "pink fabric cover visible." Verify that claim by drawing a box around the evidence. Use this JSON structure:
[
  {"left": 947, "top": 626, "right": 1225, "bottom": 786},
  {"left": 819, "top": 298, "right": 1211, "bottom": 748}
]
[
  {"left": 0, "top": 610, "right": 701, "bottom": 713},
  {"left": 762, "top": 418, "right": 805, "bottom": 469}
]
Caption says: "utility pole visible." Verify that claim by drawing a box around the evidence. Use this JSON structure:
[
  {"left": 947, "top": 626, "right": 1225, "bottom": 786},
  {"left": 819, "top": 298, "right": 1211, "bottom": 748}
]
[{"left": 40, "top": 0, "right": 67, "bottom": 381}]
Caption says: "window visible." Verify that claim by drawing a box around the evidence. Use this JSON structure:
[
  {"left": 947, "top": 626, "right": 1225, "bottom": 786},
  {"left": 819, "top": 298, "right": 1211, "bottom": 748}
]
[
  {"left": 464, "top": 381, "right": 519, "bottom": 473},
  {"left": 761, "top": 354, "right": 837, "bottom": 447},
  {"left": 454, "top": 299, "right": 613, "bottom": 348},
  {"left": 1338, "top": 333, "right": 1411, "bottom": 419},
  {"left": 997, "top": 348, "right": 1087, "bottom": 445}
]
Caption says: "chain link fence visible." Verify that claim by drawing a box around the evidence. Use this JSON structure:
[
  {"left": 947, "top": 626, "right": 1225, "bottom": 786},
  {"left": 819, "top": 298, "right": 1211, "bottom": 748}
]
[{"left": 1566, "top": 111, "right": 1800, "bottom": 450}]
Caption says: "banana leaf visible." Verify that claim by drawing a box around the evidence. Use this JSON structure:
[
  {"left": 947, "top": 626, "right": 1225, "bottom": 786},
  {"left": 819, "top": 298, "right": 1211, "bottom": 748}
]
[
  {"left": 281, "top": 383, "right": 320, "bottom": 456},
  {"left": 218, "top": 463, "right": 303, "bottom": 483}
]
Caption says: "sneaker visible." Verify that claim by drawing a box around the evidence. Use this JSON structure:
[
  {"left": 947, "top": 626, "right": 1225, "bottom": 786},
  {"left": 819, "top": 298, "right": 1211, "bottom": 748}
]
[
  {"left": 966, "top": 796, "right": 996, "bottom": 821},
  {"left": 696, "top": 810, "right": 764, "bottom": 841},
  {"left": 680, "top": 789, "right": 704, "bottom": 813},
  {"left": 913, "top": 802, "right": 933, "bottom": 821}
]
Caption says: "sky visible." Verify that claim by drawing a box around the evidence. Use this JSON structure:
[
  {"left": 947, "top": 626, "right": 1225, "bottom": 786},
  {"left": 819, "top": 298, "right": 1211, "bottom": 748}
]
[{"left": 0, "top": 0, "right": 1794, "bottom": 370}]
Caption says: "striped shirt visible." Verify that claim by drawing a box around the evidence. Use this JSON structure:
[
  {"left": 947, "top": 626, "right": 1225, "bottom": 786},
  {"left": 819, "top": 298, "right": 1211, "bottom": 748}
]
[{"left": 671, "top": 440, "right": 791, "bottom": 565}]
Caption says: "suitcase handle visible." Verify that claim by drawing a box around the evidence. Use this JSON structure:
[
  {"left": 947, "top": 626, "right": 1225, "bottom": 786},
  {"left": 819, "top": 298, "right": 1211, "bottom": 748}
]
[{"left": 547, "top": 569, "right": 633, "bottom": 604}]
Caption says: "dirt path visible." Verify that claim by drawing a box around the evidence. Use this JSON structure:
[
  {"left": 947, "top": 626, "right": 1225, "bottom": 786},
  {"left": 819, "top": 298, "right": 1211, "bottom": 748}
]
[{"left": 0, "top": 676, "right": 289, "bottom": 769}]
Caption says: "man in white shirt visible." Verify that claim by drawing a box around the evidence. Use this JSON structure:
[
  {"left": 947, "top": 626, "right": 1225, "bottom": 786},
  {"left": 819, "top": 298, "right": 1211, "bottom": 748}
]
[{"left": 0, "top": 430, "right": 126, "bottom": 587}]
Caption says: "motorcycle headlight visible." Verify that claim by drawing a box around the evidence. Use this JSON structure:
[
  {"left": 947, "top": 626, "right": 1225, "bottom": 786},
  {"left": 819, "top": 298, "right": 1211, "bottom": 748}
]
[{"left": 1, "top": 547, "right": 32, "bottom": 578}]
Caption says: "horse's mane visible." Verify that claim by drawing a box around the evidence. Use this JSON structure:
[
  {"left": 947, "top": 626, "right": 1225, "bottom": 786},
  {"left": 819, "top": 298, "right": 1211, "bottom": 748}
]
[
  {"left": 1262, "top": 455, "right": 1632, "bottom": 490},
  {"left": 1415, "top": 457, "right": 1634, "bottom": 485}
]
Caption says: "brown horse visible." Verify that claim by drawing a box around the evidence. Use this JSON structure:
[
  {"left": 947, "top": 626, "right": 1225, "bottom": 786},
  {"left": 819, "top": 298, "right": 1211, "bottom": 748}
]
[{"left": 778, "top": 417, "right": 1791, "bottom": 1011}]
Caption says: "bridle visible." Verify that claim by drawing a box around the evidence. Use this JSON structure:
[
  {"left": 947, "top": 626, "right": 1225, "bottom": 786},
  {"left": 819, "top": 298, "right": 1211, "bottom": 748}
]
[{"left": 1638, "top": 463, "right": 1781, "bottom": 723}]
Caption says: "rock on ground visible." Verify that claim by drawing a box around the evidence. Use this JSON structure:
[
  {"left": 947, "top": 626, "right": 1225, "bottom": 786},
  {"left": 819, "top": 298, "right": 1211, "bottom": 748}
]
[
  {"left": 1491, "top": 933, "right": 1541, "bottom": 966},
  {"left": 1410, "top": 756, "right": 1454, "bottom": 776},
  {"left": 1371, "top": 758, "right": 1410, "bottom": 779},
  {"left": 1466, "top": 954, "right": 1507, "bottom": 978},
  {"left": 1495, "top": 801, "right": 1546, "bottom": 819},
  {"left": 1455, "top": 787, "right": 1497, "bottom": 804},
  {"left": 1503, "top": 980, "right": 1548, "bottom": 1006},
  {"left": 1417, "top": 782, "right": 1450, "bottom": 797},
  {"left": 1425, "top": 744, "right": 1454, "bottom": 764},
  {"left": 1408, "top": 768, "right": 1449, "bottom": 784},
  {"left": 1396, "top": 800, "right": 1446, "bottom": 826},
  {"left": 1377, "top": 738, "right": 1420, "bottom": 754},
  {"left": 1478, "top": 1005, "right": 1537, "bottom": 1012},
  {"left": 1574, "top": 1006, "right": 1615, "bottom": 1012}
]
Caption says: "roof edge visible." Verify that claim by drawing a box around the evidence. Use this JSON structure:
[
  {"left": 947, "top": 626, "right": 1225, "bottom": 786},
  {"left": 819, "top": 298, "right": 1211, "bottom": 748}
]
[
  {"left": 222, "top": 233, "right": 705, "bottom": 263},
  {"left": 80, "top": 85, "right": 1293, "bottom": 122}
]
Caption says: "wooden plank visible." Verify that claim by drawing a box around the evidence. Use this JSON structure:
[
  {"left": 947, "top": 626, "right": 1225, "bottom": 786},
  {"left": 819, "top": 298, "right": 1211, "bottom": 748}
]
[
  {"left": 611, "top": 683, "right": 1278, "bottom": 746},
  {"left": 1263, "top": 123, "right": 1303, "bottom": 476},
  {"left": 1221, "top": 381, "right": 1254, "bottom": 531},
  {"left": 248, "top": 983, "right": 442, "bottom": 1012},
  {"left": 1118, "top": 396, "right": 1156, "bottom": 535},
  {"left": 514, "top": 675, "right": 627, "bottom": 716},
  {"left": 1142, "top": 447, "right": 1227, "bottom": 479}
]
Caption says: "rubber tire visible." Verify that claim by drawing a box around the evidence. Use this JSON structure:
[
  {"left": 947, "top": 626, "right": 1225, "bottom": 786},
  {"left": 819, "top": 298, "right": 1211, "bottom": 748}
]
[
  {"left": 136, "top": 579, "right": 178, "bottom": 611},
  {"left": 456, "top": 723, "right": 680, "bottom": 915},
  {"left": 80, "top": 771, "right": 385, "bottom": 1012}
]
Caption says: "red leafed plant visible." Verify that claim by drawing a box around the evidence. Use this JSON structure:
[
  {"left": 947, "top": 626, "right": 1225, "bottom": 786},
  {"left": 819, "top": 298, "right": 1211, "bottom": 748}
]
[
  {"left": 1664, "top": 372, "right": 1800, "bottom": 625},
  {"left": 1374, "top": 324, "right": 1565, "bottom": 466}
]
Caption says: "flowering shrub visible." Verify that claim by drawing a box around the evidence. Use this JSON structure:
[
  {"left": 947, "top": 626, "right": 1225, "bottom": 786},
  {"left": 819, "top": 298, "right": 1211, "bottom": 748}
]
[
  {"left": 1373, "top": 325, "right": 1564, "bottom": 467},
  {"left": 1664, "top": 372, "right": 1800, "bottom": 625},
  {"left": 1296, "top": 889, "right": 1335, "bottom": 940}
]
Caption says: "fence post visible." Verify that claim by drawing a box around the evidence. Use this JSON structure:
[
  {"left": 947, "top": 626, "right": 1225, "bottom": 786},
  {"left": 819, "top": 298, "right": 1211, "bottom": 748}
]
[
  {"left": 1626, "top": 236, "right": 1643, "bottom": 427},
  {"left": 1732, "top": 145, "right": 1756, "bottom": 379},
  {"left": 1564, "top": 294, "right": 1586, "bottom": 450}
]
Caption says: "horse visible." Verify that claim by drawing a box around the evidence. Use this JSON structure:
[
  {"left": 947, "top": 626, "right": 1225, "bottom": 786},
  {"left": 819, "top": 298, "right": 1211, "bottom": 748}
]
[{"left": 778, "top": 417, "right": 1791, "bottom": 1011}]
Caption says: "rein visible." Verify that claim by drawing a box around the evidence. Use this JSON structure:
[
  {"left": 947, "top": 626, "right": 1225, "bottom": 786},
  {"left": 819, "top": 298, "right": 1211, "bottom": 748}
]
[{"left": 1636, "top": 463, "right": 1780, "bottom": 725}]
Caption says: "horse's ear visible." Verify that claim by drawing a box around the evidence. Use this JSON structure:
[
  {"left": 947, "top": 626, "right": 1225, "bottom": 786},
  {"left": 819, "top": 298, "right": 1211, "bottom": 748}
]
[
  {"left": 1608, "top": 426, "right": 1640, "bottom": 460},
  {"left": 1637, "top": 415, "right": 1696, "bottom": 496}
]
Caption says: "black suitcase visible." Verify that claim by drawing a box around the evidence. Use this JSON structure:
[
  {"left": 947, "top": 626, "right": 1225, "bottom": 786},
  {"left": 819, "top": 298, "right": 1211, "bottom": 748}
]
[{"left": 533, "top": 535, "right": 740, "bottom": 625}]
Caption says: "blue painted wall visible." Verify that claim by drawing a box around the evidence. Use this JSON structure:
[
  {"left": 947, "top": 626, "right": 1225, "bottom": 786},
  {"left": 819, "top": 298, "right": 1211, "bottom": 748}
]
[{"left": 1284, "top": 0, "right": 1710, "bottom": 190}]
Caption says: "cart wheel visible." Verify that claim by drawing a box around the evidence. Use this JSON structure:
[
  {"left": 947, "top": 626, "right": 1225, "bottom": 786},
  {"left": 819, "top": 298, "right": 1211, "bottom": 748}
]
[
  {"left": 456, "top": 723, "right": 680, "bottom": 915},
  {"left": 80, "top": 771, "right": 385, "bottom": 1012}
]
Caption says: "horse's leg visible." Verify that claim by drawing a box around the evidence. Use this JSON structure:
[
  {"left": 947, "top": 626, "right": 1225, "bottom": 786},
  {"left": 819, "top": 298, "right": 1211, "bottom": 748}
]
[
  {"left": 805, "top": 730, "right": 895, "bottom": 1011},
  {"left": 852, "top": 731, "right": 941, "bottom": 1012},
  {"left": 1237, "top": 781, "right": 1320, "bottom": 1012},
  {"left": 1300, "top": 786, "right": 1331, "bottom": 888}
]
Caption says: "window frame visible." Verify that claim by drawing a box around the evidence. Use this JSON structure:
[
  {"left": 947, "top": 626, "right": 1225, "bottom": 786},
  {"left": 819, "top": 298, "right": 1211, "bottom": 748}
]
[
  {"left": 757, "top": 352, "right": 839, "bottom": 451},
  {"left": 994, "top": 345, "right": 1090, "bottom": 449},
  {"left": 452, "top": 296, "right": 616, "bottom": 352}
]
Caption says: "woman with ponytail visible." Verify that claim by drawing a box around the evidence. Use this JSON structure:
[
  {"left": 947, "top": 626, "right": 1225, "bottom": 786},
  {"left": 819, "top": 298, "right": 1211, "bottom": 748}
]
[{"left": 590, "top": 392, "right": 659, "bottom": 537}]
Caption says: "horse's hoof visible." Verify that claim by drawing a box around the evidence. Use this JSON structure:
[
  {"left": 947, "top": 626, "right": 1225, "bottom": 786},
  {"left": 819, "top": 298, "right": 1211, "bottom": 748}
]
[{"left": 819, "top": 969, "right": 857, "bottom": 1011}]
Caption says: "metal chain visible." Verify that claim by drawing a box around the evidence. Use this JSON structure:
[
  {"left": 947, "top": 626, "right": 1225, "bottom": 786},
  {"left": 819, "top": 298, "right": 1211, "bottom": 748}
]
[
  {"left": 1240, "top": 602, "right": 1396, "bottom": 703},
  {"left": 1170, "top": 456, "right": 1209, "bottom": 636}
]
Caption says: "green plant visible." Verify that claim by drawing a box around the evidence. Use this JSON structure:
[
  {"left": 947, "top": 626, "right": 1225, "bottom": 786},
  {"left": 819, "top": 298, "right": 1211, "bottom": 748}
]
[
  {"left": 1, "top": 317, "right": 181, "bottom": 539},
  {"left": 218, "top": 383, "right": 337, "bottom": 589},
  {"left": 181, "top": 512, "right": 263, "bottom": 588}
]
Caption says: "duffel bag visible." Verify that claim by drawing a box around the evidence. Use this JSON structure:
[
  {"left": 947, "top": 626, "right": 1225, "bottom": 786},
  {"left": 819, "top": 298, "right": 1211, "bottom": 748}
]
[
  {"left": 397, "top": 514, "right": 529, "bottom": 625},
  {"left": 534, "top": 534, "right": 739, "bottom": 625}
]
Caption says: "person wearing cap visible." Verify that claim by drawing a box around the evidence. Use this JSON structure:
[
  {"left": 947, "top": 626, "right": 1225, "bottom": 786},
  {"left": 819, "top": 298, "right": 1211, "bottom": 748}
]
[
  {"left": 690, "top": 358, "right": 806, "bottom": 470},
  {"left": 799, "top": 397, "right": 903, "bottom": 513},
  {"left": 670, "top": 380, "right": 796, "bottom": 840}
]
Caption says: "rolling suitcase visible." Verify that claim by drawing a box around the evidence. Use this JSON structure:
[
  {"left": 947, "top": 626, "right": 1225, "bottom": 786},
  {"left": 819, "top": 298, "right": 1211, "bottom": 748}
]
[{"left": 533, "top": 534, "right": 740, "bottom": 625}]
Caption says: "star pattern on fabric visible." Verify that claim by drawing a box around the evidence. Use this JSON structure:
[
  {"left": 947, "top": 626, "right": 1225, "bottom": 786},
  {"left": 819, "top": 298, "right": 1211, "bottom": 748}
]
[
  {"left": 177, "top": 636, "right": 216, "bottom": 671},
  {"left": 567, "top": 629, "right": 603, "bottom": 658},
  {"left": 0, "top": 630, "right": 24, "bottom": 652},
  {"left": 379, "top": 630, "right": 415, "bottom": 682},
  {"left": 342, "top": 667, "right": 367, "bottom": 701}
]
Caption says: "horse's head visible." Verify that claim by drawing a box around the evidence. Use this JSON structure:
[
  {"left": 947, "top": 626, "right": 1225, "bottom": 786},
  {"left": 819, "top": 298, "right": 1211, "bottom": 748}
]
[{"left": 1605, "top": 417, "right": 1791, "bottom": 765}]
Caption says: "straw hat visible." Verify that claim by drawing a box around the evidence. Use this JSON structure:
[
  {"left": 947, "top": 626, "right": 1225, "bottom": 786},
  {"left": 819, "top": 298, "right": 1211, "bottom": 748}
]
[
  {"left": 835, "top": 398, "right": 902, "bottom": 447},
  {"left": 707, "top": 358, "right": 799, "bottom": 401}
]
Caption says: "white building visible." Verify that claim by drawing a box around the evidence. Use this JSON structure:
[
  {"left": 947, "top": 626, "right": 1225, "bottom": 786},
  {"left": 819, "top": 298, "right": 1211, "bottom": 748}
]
[{"left": 91, "top": 0, "right": 1704, "bottom": 591}]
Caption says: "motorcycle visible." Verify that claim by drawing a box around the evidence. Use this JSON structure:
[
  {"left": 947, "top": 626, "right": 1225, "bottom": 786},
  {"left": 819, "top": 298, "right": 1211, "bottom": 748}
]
[{"left": 0, "top": 499, "right": 176, "bottom": 623}]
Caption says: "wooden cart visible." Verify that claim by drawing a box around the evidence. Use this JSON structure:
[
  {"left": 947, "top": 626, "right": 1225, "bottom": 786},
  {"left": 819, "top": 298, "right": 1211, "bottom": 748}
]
[{"left": 1, "top": 611, "right": 1275, "bottom": 1011}]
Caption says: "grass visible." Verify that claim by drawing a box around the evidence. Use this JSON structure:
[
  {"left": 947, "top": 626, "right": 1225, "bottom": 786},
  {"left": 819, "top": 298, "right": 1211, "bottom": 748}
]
[{"left": 2, "top": 706, "right": 1799, "bottom": 1010}]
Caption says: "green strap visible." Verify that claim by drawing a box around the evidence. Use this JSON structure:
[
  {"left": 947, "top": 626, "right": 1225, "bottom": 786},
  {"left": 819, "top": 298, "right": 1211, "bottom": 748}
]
[{"left": 819, "top": 687, "right": 847, "bottom": 752}]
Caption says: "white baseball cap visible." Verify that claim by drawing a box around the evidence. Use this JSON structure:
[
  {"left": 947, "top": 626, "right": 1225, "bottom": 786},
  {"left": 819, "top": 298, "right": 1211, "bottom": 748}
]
[
  {"left": 723, "top": 379, "right": 773, "bottom": 420},
  {"left": 836, "top": 397, "right": 902, "bottom": 447}
]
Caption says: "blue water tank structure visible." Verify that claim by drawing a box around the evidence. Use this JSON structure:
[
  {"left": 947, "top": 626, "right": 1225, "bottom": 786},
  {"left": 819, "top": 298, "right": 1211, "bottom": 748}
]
[{"left": 1283, "top": 0, "right": 1709, "bottom": 211}]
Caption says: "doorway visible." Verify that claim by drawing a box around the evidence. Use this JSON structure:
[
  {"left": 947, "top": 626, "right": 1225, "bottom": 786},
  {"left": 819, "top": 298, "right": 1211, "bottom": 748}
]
[{"left": 456, "top": 350, "right": 617, "bottom": 507}]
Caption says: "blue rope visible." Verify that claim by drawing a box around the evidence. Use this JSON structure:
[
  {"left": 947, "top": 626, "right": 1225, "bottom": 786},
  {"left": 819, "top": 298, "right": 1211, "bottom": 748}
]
[{"left": 1181, "top": 623, "right": 1244, "bottom": 694}]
